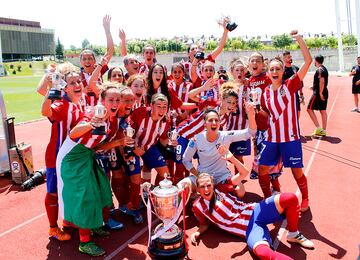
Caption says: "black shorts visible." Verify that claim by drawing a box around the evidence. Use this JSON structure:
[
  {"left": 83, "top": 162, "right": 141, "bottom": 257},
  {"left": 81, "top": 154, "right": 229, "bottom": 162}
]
[
  {"left": 307, "top": 94, "right": 328, "bottom": 110},
  {"left": 352, "top": 84, "right": 360, "bottom": 94}
]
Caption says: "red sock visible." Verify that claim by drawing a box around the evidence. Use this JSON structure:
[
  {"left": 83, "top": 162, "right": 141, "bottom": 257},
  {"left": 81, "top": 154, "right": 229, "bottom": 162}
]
[
  {"left": 102, "top": 207, "right": 110, "bottom": 223},
  {"left": 79, "top": 228, "right": 91, "bottom": 243},
  {"left": 258, "top": 174, "right": 272, "bottom": 198},
  {"left": 112, "top": 177, "right": 129, "bottom": 206},
  {"left": 253, "top": 244, "right": 293, "bottom": 260},
  {"left": 271, "top": 178, "right": 281, "bottom": 192},
  {"left": 295, "top": 175, "right": 308, "bottom": 200},
  {"left": 129, "top": 182, "right": 140, "bottom": 209},
  {"left": 174, "top": 163, "right": 186, "bottom": 184},
  {"left": 279, "top": 193, "right": 299, "bottom": 232},
  {"left": 45, "top": 193, "right": 58, "bottom": 228}
]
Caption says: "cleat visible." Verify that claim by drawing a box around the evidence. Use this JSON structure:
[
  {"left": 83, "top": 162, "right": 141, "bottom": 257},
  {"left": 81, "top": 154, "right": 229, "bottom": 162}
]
[
  {"left": 119, "top": 205, "right": 135, "bottom": 216},
  {"left": 133, "top": 210, "right": 144, "bottom": 224},
  {"left": 300, "top": 199, "right": 309, "bottom": 212},
  {"left": 91, "top": 227, "right": 110, "bottom": 237},
  {"left": 104, "top": 217, "right": 124, "bottom": 230},
  {"left": 49, "top": 227, "right": 71, "bottom": 241},
  {"left": 79, "top": 241, "right": 105, "bottom": 256},
  {"left": 351, "top": 107, "right": 359, "bottom": 112},
  {"left": 287, "top": 232, "right": 314, "bottom": 249}
]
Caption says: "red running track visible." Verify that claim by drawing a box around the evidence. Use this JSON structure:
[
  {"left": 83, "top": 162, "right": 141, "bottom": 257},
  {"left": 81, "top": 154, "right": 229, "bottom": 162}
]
[{"left": 0, "top": 74, "right": 359, "bottom": 259}]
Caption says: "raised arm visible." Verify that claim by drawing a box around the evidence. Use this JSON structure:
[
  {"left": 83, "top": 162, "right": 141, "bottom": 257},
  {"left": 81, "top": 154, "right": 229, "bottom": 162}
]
[
  {"left": 88, "top": 56, "right": 109, "bottom": 96},
  {"left": 103, "top": 15, "right": 114, "bottom": 61},
  {"left": 210, "top": 21, "right": 229, "bottom": 60},
  {"left": 119, "top": 28, "right": 127, "bottom": 57},
  {"left": 291, "top": 30, "right": 312, "bottom": 81}
]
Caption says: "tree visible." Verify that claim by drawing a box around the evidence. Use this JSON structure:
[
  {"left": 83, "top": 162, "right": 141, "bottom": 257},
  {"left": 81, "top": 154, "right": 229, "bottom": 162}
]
[
  {"left": 247, "top": 38, "right": 263, "bottom": 50},
  {"left": 82, "top": 39, "right": 90, "bottom": 49},
  {"left": 55, "top": 38, "right": 64, "bottom": 59},
  {"left": 70, "top": 45, "right": 77, "bottom": 52},
  {"left": 272, "top": 34, "right": 293, "bottom": 49}
]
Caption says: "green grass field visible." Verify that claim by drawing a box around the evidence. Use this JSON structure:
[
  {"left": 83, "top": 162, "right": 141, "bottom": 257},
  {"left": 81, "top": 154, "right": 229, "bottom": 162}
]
[{"left": 0, "top": 76, "right": 43, "bottom": 123}]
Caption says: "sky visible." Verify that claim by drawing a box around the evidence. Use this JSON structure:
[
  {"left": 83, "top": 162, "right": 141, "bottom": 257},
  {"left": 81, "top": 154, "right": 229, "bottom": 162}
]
[{"left": 1, "top": 0, "right": 358, "bottom": 49}]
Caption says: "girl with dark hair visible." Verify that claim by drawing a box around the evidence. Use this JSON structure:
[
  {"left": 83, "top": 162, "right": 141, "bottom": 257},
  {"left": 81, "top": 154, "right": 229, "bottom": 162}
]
[
  {"left": 168, "top": 62, "right": 194, "bottom": 123},
  {"left": 107, "top": 66, "right": 125, "bottom": 84},
  {"left": 258, "top": 30, "right": 312, "bottom": 212},
  {"left": 147, "top": 63, "right": 196, "bottom": 111},
  {"left": 191, "top": 170, "right": 314, "bottom": 260}
]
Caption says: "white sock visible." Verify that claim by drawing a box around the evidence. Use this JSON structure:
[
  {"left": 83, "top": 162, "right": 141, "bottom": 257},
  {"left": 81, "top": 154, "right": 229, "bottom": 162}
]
[{"left": 287, "top": 231, "right": 299, "bottom": 238}]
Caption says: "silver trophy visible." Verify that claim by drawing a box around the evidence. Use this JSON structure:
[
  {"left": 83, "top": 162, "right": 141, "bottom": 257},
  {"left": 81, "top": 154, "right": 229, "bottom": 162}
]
[
  {"left": 250, "top": 87, "right": 262, "bottom": 111},
  {"left": 91, "top": 99, "right": 107, "bottom": 135},
  {"left": 123, "top": 124, "right": 135, "bottom": 158},
  {"left": 217, "top": 15, "right": 237, "bottom": 32},
  {"left": 48, "top": 72, "right": 66, "bottom": 100},
  {"left": 166, "top": 115, "right": 178, "bottom": 153},
  {"left": 141, "top": 175, "right": 188, "bottom": 259}
]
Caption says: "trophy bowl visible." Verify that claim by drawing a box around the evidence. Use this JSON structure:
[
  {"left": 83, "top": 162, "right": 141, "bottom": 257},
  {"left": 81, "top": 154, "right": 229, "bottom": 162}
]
[
  {"left": 142, "top": 176, "right": 188, "bottom": 259},
  {"left": 48, "top": 73, "right": 63, "bottom": 100},
  {"left": 91, "top": 103, "right": 107, "bottom": 135}
]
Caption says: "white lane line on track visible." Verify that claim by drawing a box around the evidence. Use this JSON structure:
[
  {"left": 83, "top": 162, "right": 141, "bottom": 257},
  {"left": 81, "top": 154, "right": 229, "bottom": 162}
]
[
  {"left": 0, "top": 212, "right": 46, "bottom": 238},
  {"left": 105, "top": 219, "right": 160, "bottom": 260},
  {"left": 273, "top": 80, "right": 342, "bottom": 250}
]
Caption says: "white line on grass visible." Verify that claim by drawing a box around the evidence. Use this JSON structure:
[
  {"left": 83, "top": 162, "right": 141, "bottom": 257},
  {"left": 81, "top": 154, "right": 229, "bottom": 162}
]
[{"left": 273, "top": 80, "right": 342, "bottom": 250}]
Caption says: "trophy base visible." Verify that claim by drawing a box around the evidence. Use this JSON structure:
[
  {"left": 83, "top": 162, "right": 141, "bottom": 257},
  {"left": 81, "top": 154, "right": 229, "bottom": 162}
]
[
  {"left": 91, "top": 125, "right": 106, "bottom": 135},
  {"left": 148, "top": 225, "right": 187, "bottom": 259},
  {"left": 48, "top": 89, "right": 62, "bottom": 100}
]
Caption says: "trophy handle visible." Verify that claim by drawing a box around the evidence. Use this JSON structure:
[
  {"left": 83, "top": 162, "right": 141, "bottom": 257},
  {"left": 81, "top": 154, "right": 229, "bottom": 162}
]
[
  {"left": 178, "top": 187, "right": 191, "bottom": 206},
  {"left": 140, "top": 184, "right": 157, "bottom": 215}
]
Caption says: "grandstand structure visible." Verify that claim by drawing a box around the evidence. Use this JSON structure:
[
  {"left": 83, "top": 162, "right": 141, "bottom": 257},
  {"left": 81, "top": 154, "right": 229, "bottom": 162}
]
[{"left": 0, "top": 17, "right": 54, "bottom": 63}]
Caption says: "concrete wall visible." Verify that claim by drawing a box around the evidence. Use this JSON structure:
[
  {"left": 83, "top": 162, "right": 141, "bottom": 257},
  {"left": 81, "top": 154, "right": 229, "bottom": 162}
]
[{"left": 67, "top": 48, "right": 359, "bottom": 73}]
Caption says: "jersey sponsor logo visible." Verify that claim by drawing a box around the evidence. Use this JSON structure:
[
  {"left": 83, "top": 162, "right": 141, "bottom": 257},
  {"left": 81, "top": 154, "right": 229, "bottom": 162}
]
[
  {"left": 228, "top": 131, "right": 234, "bottom": 136},
  {"left": 249, "top": 80, "right": 265, "bottom": 88}
]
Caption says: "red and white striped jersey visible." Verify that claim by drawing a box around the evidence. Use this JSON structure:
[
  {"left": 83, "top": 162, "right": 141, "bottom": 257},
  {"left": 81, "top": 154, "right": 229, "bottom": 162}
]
[
  {"left": 45, "top": 97, "right": 84, "bottom": 168},
  {"left": 130, "top": 107, "right": 170, "bottom": 150},
  {"left": 249, "top": 72, "right": 271, "bottom": 131},
  {"left": 80, "top": 65, "right": 108, "bottom": 107},
  {"left": 168, "top": 80, "right": 193, "bottom": 114},
  {"left": 192, "top": 189, "right": 255, "bottom": 238},
  {"left": 139, "top": 62, "right": 149, "bottom": 77},
  {"left": 177, "top": 110, "right": 205, "bottom": 139},
  {"left": 226, "top": 84, "right": 249, "bottom": 131},
  {"left": 72, "top": 116, "right": 119, "bottom": 149},
  {"left": 262, "top": 74, "right": 302, "bottom": 143}
]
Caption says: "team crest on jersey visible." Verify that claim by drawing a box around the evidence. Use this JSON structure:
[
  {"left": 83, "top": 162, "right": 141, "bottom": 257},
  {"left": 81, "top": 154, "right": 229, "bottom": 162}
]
[
  {"left": 215, "top": 143, "right": 221, "bottom": 149},
  {"left": 129, "top": 163, "right": 135, "bottom": 171},
  {"left": 182, "top": 87, "right": 188, "bottom": 93},
  {"left": 176, "top": 154, "right": 182, "bottom": 161},
  {"left": 243, "top": 91, "right": 247, "bottom": 97},
  {"left": 280, "top": 88, "right": 286, "bottom": 97}
]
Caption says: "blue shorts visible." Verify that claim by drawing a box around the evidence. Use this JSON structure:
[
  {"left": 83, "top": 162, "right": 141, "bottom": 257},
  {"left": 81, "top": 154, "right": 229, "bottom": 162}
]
[
  {"left": 173, "top": 137, "right": 189, "bottom": 163},
  {"left": 229, "top": 139, "right": 251, "bottom": 156},
  {"left": 123, "top": 156, "right": 141, "bottom": 176},
  {"left": 108, "top": 148, "right": 123, "bottom": 170},
  {"left": 246, "top": 196, "right": 285, "bottom": 250},
  {"left": 95, "top": 152, "right": 111, "bottom": 176},
  {"left": 259, "top": 140, "right": 303, "bottom": 168},
  {"left": 46, "top": 167, "right": 57, "bottom": 193},
  {"left": 130, "top": 145, "right": 167, "bottom": 175}
]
